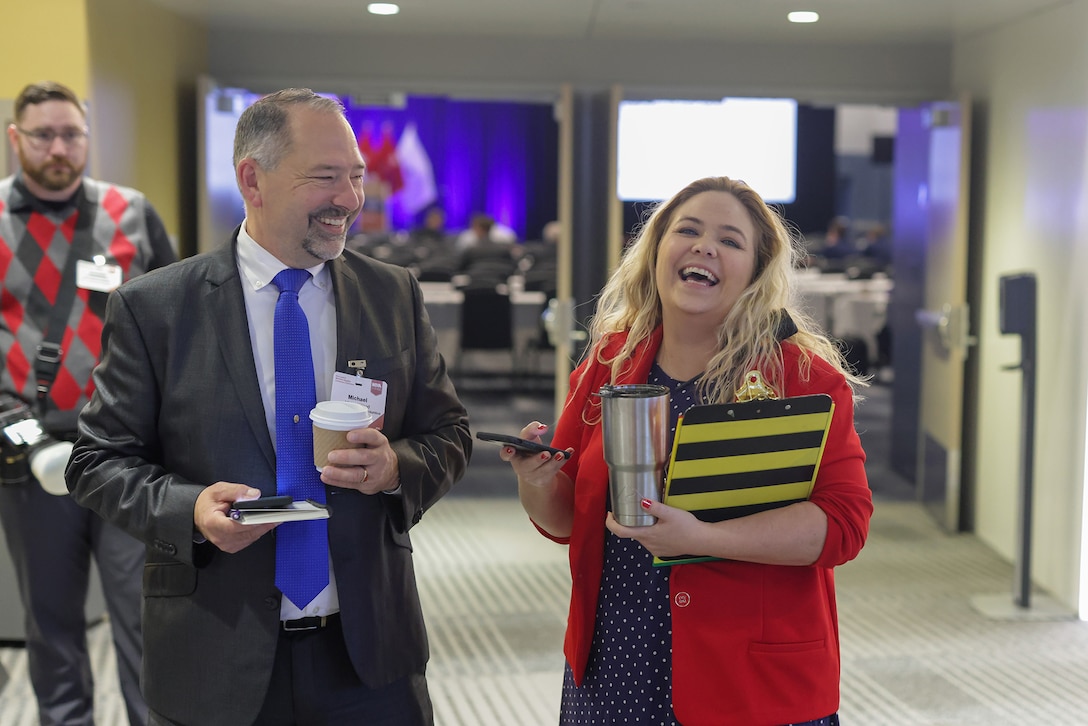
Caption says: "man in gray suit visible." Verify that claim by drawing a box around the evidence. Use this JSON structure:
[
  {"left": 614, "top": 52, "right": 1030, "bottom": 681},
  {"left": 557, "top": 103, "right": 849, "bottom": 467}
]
[{"left": 66, "top": 88, "right": 471, "bottom": 725}]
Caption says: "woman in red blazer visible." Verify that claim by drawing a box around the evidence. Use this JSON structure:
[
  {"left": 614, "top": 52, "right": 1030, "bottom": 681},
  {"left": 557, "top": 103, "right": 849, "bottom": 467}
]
[{"left": 500, "top": 177, "right": 872, "bottom": 725}]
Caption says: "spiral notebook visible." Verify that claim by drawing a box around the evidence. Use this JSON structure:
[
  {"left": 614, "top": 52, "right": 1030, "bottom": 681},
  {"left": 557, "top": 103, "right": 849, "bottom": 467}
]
[{"left": 653, "top": 394, "right": 835, "bottom": 566}]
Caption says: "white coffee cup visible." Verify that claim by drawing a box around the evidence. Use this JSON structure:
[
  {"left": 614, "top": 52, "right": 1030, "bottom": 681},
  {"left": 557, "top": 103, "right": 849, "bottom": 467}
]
[{"left": 309, "top": 401, "right": 375, "bottom": 469}]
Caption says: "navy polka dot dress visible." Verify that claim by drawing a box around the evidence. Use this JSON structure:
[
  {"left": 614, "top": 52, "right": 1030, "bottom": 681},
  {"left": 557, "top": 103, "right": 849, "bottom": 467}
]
[
  {"left": 559, "top": 364, "right": 840, "bottom": 726},
  {"left": 559, "top": 363, "right": 695, "bottom": 725}
]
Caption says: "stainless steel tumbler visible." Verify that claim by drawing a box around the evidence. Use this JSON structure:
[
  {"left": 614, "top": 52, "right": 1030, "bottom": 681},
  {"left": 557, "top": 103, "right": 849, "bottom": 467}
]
[{"left": 598, "top": 383, "right": 671, "bottom": 527}]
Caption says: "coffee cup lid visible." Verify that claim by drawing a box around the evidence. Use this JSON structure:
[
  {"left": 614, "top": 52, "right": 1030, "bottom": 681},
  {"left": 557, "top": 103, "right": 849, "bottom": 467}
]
[{"left": 309, "top": 401, "right": 373, "bottom": 430}]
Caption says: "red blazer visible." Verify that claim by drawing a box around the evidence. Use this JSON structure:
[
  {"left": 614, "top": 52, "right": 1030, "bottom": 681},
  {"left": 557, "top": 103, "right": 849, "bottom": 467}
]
[{"left": 538, "top": 328, "right": 872, "bottom": 726}]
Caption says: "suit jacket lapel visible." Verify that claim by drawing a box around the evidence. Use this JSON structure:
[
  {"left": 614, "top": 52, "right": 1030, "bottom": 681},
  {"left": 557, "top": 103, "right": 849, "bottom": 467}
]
[
  {"left": 207, "top": 234, "right": 276, "bottom": 469},
  {"left": 329, "top": 256, "right": 367, "bottom": 374}
]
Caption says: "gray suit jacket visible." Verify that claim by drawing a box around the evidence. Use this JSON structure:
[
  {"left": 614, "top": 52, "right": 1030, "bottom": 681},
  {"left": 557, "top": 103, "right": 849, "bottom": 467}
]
[{"left": 66, "top": 233, "right": 471, "bottom": 726}]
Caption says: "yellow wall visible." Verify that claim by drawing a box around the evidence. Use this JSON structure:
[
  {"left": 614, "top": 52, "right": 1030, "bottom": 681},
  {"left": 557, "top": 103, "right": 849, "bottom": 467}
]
[
  {"left": 0, "top": 1, "right": 89, "bottom": 99},
  {"left": 86, "top": 0, "right": 207, "bottom": 255},
  {"left": 0, "top": 0, "right": 206, "bottom": 255}
]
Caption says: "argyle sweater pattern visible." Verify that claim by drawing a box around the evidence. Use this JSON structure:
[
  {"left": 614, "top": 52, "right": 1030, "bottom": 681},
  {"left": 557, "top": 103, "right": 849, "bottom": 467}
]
[{"left": 0, "top": 175, "right": 154, "bottom": 433}]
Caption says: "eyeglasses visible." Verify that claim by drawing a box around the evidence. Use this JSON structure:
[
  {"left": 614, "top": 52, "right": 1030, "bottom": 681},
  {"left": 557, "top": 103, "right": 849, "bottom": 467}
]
[{"left": 15, "top": 126, "right": 89, "bottom": 149}]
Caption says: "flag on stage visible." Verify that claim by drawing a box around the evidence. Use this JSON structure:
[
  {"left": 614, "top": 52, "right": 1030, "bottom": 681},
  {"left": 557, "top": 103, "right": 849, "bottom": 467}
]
[{"left": 394, "top": 122, "right": 437, "bottom": 215}]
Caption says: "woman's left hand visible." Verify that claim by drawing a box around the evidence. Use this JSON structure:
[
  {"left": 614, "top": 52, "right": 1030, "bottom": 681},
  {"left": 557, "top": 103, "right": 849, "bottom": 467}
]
[{"left": 606, "top": 499, "right": 707, "bottom": 558}]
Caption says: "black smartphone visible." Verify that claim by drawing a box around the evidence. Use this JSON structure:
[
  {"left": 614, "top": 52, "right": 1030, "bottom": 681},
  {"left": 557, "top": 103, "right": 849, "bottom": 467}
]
[
  {"left": 231, "top": 495, "right": 292, "bottom": 510},
  {"left": 476, "top": 431, "right": 570, "bottom": 459}
]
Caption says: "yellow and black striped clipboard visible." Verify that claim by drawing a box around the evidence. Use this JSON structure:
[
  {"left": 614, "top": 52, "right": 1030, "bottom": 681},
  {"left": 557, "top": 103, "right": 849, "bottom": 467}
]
[{"left": 653, "top": 394, "right": 835, "bottom": 567}]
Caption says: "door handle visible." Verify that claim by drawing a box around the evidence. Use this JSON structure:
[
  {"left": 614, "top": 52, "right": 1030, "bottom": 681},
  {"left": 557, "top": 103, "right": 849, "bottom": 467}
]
[
  {"left": 544, "top": 297, "right": 587, "bottom": 349},
  {"left": 915, "top": 303, "right": 975, "bottom": 354},
  {"left": 915, "top": 304, "right": 952, "bottom": 350}
]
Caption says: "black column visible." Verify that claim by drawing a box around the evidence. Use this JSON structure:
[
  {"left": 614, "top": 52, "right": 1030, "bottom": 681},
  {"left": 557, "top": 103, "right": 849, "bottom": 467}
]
[{"left": 568, "top": 90, "right": 613, "bottom": 353}]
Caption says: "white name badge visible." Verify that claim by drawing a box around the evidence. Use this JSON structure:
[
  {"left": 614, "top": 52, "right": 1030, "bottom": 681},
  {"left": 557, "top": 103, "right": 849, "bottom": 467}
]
[
  {"left": 330, "top": 371, "right": 388, "bottom": 429},
  {"left": 76, "top": 259, "right": 123, "bottom": 292}
]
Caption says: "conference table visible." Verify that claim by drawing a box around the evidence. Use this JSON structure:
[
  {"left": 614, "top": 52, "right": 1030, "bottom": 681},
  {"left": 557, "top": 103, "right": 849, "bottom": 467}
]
[
  {"left": 794, "top": 270, "right": 893, "bottom": 366},
  {"left": 419, "top": 281, "right": 550, "bottom": 374},
  {"left": 419, "top": 272, "right": 890, "bottom": 378}
]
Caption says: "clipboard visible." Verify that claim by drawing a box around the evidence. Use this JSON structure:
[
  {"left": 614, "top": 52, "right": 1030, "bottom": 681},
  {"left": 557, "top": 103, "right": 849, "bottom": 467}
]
[{"left": 654, "top": 394, "right": 835, "bottom": 566}]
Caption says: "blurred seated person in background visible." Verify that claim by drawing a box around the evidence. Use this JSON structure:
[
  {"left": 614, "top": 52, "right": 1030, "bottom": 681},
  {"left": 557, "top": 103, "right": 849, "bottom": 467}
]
[
  {"left": 542, "top": 220, "right": 560, "bottom": 246},
  {"left": 818, "top": 216, "right": 854, "bottom": 260},
  {"left": 409, "top": 205, "right": 463, "bottom": 282},
  {"left": 456, "top": 214, "right": 517, "bottom": 284},
  {"left": 517, "top": 220, "right": 560, "bottom": 295},
  {"left": 410, "top": 204, "right": 449, "bottom": 246},
  {"left": 516, "top": 220, "right": 559, "bottom": 266},
  {"left": 537, "top": 220, "right": 560, "bottom": 259},
  {"left": 859, "top": 223, "right": 892, "bottom": 271},
  {"left": 456, "top": 212, "right": 517, "bottom": 250}
]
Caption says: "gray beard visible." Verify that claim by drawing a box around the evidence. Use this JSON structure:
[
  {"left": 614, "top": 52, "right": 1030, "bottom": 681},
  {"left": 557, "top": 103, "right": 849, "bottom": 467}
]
[
  {"left": 301, "top": 215, "right": 351, "bottom": 261},
  {"left": 301, "top": 231, "right": 347, "bottom": 262}
]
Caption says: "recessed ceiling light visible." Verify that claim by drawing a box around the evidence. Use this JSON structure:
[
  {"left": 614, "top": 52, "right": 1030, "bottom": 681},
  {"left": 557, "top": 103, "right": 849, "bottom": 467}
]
[
  {"left": 788, "top": 11, "right": 820, "bottom": 23},
  {"left": 368, "top": 3, "right": 400, "bottom": 15}
]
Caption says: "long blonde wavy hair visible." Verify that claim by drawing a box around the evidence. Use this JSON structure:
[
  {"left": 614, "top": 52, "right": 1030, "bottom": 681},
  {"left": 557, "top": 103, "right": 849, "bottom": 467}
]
[{"left": 581, "top": 176, "right": 866, "bottom": 404}]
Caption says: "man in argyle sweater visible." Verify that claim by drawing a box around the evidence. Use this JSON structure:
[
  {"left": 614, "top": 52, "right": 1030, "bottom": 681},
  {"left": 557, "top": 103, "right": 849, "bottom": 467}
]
[{"left": 0, "top": 81, "right": 176, "bottom": 726}]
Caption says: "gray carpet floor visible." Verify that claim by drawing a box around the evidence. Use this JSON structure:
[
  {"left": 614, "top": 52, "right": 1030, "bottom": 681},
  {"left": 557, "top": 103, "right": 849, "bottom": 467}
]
[{"left": 4, "top": 383, "right": 1088, "bottom": 725}]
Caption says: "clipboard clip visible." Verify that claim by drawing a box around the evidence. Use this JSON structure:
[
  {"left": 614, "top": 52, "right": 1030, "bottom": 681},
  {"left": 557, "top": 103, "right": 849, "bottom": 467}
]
[{"left": 735, "top": 370, "right": 778, "bottom": 402}]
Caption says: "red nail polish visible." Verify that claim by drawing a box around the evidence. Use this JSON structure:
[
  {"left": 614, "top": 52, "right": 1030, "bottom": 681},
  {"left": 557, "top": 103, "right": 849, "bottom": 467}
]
[{"left": 640, "top": 498, "right": 652, "bottom": 509}]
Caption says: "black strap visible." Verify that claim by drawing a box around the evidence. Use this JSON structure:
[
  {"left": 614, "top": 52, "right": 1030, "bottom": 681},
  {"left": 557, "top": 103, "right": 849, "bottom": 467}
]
[{"left": 34, "top": 189, "right": 98, "bottom": 416}]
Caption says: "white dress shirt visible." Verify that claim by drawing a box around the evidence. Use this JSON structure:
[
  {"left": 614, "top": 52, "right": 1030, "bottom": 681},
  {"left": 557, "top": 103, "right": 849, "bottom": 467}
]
[{"left": 236, "top": 222, "right": 341, "bottom": 620}]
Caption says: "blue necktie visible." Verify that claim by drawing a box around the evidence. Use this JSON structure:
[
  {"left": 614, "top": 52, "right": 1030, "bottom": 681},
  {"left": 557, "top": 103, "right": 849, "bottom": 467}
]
[{"left": 271, "top": 268, "right": 328, "bottom": 608}]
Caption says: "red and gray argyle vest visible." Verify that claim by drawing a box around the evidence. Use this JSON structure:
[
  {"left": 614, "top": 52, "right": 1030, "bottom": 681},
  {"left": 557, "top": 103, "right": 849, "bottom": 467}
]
[{"left": 0, "top": 175, "right": 153, "bottom": 433}]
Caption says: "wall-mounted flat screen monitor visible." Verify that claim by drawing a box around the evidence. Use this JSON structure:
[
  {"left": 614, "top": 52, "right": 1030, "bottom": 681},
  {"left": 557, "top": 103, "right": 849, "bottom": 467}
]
[{"left": 616, "top": 97, "right": 798, "bottom": 203}]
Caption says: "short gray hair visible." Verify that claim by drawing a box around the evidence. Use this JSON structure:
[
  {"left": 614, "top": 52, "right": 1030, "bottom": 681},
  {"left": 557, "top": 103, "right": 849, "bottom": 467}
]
[{"left": 232, "top": 88, "right": 345, "bottom": 171}]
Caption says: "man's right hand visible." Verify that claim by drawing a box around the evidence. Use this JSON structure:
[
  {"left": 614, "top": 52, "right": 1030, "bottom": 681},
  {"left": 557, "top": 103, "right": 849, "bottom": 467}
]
[{"left": 194, "top": 482, "right": 277, "bottom": 553}]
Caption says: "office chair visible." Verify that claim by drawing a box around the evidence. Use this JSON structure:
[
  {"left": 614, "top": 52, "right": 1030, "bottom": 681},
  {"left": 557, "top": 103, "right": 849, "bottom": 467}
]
[{"left": 455, "top": 286, "right": 516, "bottom": 386}]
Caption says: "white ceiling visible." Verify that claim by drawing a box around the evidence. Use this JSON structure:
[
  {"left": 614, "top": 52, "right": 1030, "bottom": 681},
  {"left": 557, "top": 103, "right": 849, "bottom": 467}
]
[{"left": 146, "top": 0, "right": 1068, "bottom": 45}]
